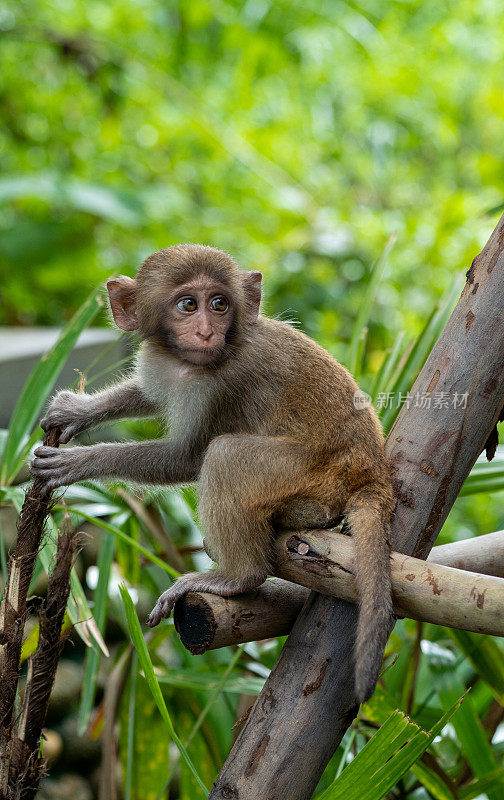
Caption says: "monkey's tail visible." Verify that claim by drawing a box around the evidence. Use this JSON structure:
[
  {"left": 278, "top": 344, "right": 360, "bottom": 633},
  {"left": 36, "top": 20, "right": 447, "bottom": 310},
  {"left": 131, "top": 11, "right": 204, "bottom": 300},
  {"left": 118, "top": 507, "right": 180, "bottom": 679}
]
[{"left": 344, "top": 492, "right": 394, "bottom": 704}]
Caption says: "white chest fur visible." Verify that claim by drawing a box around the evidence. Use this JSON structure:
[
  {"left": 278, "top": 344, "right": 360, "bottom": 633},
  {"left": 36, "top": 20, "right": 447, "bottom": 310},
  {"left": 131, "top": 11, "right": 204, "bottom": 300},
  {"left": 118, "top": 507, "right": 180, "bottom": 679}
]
[{"left": 136, "top": 346, "right": 214, "bottom": 436}]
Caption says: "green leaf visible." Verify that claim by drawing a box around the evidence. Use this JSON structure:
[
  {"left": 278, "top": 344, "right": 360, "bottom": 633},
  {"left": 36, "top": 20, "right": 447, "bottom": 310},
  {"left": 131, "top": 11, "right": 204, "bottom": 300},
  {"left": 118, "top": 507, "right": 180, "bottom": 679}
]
[
  {"left": 380, "top": 278, "right": 461, "bottom": 433},
  {"left": 118, "top": 655, "right": 173, "bottom": 800},
  {"left": 54, "top": 505, "right": 179, "bottom": 577},
  {"left": 370, "top": 331, "right": 406, "bottom": 401},
  {"left": 0, "top": 285, "right": 103, "bottom": 485},
  {"left": 156, "top": 666, "right": 264, "bottom": 696},
  {"left": 446, "top": 629, "right": 504, "bottom": 704},
  {"left": 460, "top": 459, "right": 504, "bottom": 496},
  {"left": 410, "top": 760, "right": 456, "bottom": 800},
  {"left": 78, "top": 529, "right": 116, "bottom": 732},
  {"left": 318, "top": 698, "right": 464, "bottom": 800},
  {"left": 0, "top": 173, "right": 145, "bottom": 226},
  {"left": 459, "top": 769, "right": 504, "bottom": 800},
  {"left": 427, "top": 660, "right": 504, "bottom": 800},
  {"left": 119, "top": 584, "right": 208, "bottom": 796}
]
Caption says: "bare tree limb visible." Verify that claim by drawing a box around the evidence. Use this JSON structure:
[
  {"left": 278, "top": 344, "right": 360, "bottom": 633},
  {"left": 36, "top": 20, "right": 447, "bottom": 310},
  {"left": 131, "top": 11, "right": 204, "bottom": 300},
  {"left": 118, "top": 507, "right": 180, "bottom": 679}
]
[
  {"left": 9, "top": 518, "right": 76, "bottom": 798},
  {"left": 428, "top": 529, "right": 504, "bottom": 574}
]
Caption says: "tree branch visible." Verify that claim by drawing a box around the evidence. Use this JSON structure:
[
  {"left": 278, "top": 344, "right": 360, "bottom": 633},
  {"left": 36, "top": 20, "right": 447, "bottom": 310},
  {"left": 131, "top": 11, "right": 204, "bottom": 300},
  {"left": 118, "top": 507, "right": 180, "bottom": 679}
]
[{"left": 175, "top": 530, "right": 504, "bottom": 652}]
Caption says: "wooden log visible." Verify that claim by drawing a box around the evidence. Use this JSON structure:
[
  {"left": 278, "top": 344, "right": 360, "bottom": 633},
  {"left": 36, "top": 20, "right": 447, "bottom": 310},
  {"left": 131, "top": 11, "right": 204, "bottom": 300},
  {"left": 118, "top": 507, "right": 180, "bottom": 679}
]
[
  {"left": 175, "top": 531, "right": 504, "bottom": 652},
  {"left": 174, "top": 578, "right": 307, "bottom": 653},
  {"left": 207, "top": 214, "right": 504, "bottom": 800}
]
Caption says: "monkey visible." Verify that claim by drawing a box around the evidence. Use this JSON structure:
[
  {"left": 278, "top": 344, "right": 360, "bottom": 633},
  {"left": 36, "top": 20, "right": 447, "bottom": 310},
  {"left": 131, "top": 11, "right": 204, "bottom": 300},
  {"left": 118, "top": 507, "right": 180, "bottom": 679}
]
[{"left": 31, "top": 244, "right": 394, "bottom": 703}]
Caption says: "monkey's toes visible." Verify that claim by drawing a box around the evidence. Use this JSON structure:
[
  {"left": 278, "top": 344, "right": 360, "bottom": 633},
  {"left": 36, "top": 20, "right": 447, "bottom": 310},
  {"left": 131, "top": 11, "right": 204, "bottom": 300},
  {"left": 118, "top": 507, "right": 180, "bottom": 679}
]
[
  {"left": 58, "top": 425, "right": 79, "bottom": 444},
  {"left": 146, "top": 596, "right": 175, "bottom": 627},
  {"left": 145, "top": 608, "right": 160, "bottom": 627},
  {"left": 33, "top": 445, "right": 60, "bottom": 460}
]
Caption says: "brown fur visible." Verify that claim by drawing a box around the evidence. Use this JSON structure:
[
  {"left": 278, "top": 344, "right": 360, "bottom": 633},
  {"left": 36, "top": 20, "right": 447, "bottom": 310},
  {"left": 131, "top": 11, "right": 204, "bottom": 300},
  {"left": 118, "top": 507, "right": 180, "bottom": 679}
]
[{"left": 32, "top": 244, "right": 394, "bottom": 702}]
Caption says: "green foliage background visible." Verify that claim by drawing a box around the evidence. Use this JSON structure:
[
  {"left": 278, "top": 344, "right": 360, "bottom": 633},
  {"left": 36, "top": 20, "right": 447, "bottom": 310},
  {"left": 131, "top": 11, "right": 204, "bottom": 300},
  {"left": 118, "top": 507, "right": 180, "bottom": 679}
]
[
  {"left": 3, "top": 2, "right": 504, "bottom": 798},
  {"left": 2, "top": 0, "right": 504, "bottom": 357}
]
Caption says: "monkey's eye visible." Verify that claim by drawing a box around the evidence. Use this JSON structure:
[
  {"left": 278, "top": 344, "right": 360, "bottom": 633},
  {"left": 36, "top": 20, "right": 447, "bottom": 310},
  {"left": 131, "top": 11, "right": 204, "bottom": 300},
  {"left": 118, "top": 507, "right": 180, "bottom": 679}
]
[
  {"left": 177, "top": 297, "right": 197, "bottom": 313},
  {"left": 210, "top": 296, "right": 228, "bottom": 313}
]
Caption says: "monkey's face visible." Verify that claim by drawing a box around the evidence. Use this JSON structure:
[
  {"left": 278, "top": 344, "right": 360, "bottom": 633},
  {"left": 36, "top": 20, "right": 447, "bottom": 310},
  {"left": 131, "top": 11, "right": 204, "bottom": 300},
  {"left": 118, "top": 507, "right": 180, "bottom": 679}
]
[
  {"left": 107, "top": 246, "right": 262, "bottom": 366},
  {"left": 160, "top": 277, "right": 235, "bottom": 366}
]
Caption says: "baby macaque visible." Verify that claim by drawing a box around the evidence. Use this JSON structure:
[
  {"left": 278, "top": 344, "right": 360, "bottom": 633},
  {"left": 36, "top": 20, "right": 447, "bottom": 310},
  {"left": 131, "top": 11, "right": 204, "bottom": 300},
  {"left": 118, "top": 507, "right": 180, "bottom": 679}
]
[{"left": 32, "top": 244, "right": 394, "bottom": 702}]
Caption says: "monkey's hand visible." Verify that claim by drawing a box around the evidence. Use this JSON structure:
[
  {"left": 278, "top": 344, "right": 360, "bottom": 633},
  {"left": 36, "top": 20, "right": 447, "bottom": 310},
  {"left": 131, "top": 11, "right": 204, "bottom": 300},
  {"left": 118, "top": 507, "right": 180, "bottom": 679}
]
[
  {"left": 40, "top": 391, "right": 92, "bottom": 444},
  {"left": 30, "top": 445, "right": 99, "bottom": 494},
  {"left": 146, "top": 571, "right": 266, "bottom": 627}
]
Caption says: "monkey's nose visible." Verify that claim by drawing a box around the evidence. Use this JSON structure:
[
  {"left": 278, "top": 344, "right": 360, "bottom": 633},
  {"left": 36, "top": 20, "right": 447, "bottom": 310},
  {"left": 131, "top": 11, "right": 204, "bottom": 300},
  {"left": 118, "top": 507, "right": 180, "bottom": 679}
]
[{"left": 196, "top": 330, "right": 213, "bottom": 341}]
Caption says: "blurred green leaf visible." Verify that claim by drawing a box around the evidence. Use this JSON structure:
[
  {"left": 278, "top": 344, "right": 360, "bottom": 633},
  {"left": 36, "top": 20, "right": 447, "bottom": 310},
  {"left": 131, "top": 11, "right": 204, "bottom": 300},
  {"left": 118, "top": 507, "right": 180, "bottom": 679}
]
[
  {"left": 348, "top": 235, "right": 395, "bottom": 378},
  {"left": 446, "top": 629, "right": 504, "bottom": 704},
  {"left": 156, "top": 666, "right": 264, "bottom": 695},
  {"left": 0, "top": 286, "right": 103, "bottom": 484},
  {"left": 118, "top": 656, "right": 171, "bottom": 800},
  {"left": 0, "top": 174, "right": 145, "bottom": 226},
  {"left": 78, "top": 529, "right": 115, "bottom": 732}
]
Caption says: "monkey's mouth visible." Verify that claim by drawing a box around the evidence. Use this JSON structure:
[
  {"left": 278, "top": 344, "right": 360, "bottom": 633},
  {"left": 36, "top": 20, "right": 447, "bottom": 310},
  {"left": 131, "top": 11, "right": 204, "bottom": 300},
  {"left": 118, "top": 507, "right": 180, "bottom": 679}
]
[{"left": 180, "top": 347, "right": 225, "bottom": 365}]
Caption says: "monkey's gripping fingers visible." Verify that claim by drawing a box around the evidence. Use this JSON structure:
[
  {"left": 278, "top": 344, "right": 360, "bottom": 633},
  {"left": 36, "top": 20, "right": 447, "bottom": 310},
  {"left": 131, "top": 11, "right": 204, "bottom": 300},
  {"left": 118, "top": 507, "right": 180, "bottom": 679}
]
[
  {"left": 30, "top": 445, "right": 96, "bottom": 494},
  {"left": 146, "top": 571, "right": 268, "bottom": 628},
  {"left": 40, "top": 391, "right": 90, "bottom": 444}
]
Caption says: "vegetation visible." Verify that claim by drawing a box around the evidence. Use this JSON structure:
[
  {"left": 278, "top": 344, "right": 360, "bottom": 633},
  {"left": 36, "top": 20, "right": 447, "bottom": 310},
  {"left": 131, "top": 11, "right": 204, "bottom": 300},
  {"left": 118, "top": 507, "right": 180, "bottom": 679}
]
[{"left": 2, "top": 1, "right": 504, "bottom": 798}]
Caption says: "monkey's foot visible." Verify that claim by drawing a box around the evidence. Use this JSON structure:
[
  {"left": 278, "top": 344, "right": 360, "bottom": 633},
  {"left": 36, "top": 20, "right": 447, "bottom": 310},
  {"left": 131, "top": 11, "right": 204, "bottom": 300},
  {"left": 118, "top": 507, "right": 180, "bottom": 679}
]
[{"left": 146, "top": 571, "right": 267, "bottom": 628}]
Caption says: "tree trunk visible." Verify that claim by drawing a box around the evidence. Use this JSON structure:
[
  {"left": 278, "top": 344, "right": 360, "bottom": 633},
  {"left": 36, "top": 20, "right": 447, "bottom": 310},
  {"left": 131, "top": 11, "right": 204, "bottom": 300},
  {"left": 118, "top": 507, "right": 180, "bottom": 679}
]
[{"left": 207, "top": 213, "right": 504, "bottom": 800}]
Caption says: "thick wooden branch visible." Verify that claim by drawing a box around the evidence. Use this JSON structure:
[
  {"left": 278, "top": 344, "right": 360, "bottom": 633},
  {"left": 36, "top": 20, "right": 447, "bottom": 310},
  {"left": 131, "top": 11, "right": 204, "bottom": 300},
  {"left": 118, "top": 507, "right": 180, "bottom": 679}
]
[
  {"left": 428, "top": 529, "right": 504, "bottom": 575},
  {"left": 175, "top": 531, "right": 504, "bottom": 651},
  {"left": 207, "top": 215, "right": 504, "bottom": 800},
  {"left": 278, "top": 530, "right": 504, "bottom": 634}
]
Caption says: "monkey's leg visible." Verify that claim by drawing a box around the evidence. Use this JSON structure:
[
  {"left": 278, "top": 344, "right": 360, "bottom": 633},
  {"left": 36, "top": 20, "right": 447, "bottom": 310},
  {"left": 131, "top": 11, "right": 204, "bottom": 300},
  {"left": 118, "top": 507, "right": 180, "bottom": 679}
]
[
  {"left": 147, "top": 435, "right": 308, "bottom": 627},
  {"left": 41, "top": 378, "right": 156, "bottom": 443},
  {"left": 200, "top": 434, "right": 309, "bottom": 575}
]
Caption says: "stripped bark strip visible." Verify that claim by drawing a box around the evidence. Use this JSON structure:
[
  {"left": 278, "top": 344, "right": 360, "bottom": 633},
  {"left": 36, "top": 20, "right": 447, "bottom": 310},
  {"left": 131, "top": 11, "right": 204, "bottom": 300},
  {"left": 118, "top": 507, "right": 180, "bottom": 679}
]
[
  {"left": 20, "top": 524, "right": 75, "bottom": 747},
  {"left": 0, "top": 428, "right": 60, "bottom": 798}
]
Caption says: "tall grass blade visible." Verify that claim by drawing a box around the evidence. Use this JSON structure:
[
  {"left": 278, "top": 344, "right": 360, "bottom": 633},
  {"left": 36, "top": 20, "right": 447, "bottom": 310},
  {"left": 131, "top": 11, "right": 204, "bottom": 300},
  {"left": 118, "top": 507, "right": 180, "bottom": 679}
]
[
  {"left": 78, "top": 530, "right": 115, "bottom": 732},
  {"left": 119, "top": 584, "right": 208, "bottom": 796},
  {"left": 318, "top": 697, "right": 463, "bottom": 800},
  {"left": 0, "top": 286, "right": 103, "bottom": 485}
]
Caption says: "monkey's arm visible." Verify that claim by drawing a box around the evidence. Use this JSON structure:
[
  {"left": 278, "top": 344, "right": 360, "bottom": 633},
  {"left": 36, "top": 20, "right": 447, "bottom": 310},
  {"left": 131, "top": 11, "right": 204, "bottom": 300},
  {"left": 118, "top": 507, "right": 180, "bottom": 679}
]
[
  {"left": 31, "top": 439, "right": 202, "bottom": 493},
  {"left": 41, "top": 378, "right": 157, "bottom": 444}
]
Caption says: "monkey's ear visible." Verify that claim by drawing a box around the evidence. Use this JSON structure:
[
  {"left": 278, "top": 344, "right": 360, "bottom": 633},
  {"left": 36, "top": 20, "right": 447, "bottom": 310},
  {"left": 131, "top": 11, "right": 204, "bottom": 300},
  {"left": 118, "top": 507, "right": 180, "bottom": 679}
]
[
  {"left": 106, "top": 276, "right": 138, "bottom": 331},
  {"left": 242, "top": 271, "right": 262, "bottom": 321}
]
